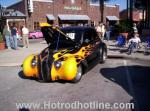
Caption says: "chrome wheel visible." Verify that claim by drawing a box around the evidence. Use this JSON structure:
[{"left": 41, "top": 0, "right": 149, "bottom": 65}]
[{"left": 72, "top": 65, "right": 82, "bottom": 83}]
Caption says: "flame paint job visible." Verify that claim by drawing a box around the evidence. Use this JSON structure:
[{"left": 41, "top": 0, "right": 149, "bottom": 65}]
[{"left": 23, "top": 23, "right": 102, "bottom": 82}]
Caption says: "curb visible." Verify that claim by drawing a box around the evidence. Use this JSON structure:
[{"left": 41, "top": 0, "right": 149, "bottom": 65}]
[{"left": 0, "top": 63, "right": 21, "bottom": 67}]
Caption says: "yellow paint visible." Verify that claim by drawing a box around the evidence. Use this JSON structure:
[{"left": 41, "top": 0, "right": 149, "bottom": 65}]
[
  {"left": 40, "top": 23, "right": 52, "bottom": 27},
  {"left": 51, "top": 57, "right": 77, "bottom": 81},
  {"left": 50, "top": 44, "right": 94, "bottom": 81},
  {"left": 23, "top": 22, "right": 96, "bottom": 82},
  {"left": 23, "top": 55, "right": 38, "bottom": 78}
]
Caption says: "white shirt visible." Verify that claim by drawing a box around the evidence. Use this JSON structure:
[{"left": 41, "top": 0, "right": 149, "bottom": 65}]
[
  {"left": 22, "top": 27, "right": 29, "bottom": 35},
  {"left": 96, "top": 25, "right": 105, "bottom": 33},
  {"left": 129, "top": 37, "right": 141, "bottom": 44}
]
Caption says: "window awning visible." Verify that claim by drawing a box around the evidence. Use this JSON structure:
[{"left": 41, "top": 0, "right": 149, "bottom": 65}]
[
  {"left": 4, "top": 10, "right": 26, "bottom": 17},
  {"left": 46, "top": 14, "right": 55, "bottom": 20},
  {"left": 106, "top": 16, "right": 119, "bottom": 21},
  {"left": 58, "top": 14, "right": 90, "bottom": 21}
]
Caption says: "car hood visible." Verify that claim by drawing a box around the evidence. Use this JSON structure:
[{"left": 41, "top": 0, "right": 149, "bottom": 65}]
[{"left": 40, "top": 23, "right": 75, "bottom": 44}]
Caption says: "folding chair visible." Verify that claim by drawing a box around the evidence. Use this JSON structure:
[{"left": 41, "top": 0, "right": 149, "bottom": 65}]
[
  {"left": 144, "top": 37, "right": 150, "bottom": 55},
  {"left": 116, "top": 35, "right": 126, "bottom": 47}
]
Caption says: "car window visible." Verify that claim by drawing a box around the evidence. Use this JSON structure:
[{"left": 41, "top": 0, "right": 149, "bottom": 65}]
[
  {"left": 92, "top": 29, "right": 100, "bottom": 42},
  {"left": 62, "top": 29, "right": 83, "bottom": 43},
  {"left": 83, "top": 29, "right": 96, "bottom": 44}
]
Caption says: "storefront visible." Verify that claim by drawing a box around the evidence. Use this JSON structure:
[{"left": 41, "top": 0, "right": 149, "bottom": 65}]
[
  {"left": 106, "top": 16, "right": 119, "bottom": 25},
  {"left": 58, "top": 14, "right": 90, "bottom": 26},
  {"left": 2, "top": 10, "right": 26, "bottom": 29},
  {"left": 7, "top": 0, "right": 120, "bottom": 31}
]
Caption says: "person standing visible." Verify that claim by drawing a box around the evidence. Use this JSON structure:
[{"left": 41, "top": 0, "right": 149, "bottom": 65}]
[
  {"left": 96, "top": 22, "right": 106, "bottom": 40},
  {"left": 96, "top": 22, "right": 102, "bottom": 38},
  {"left": 105, "top": 22, "right": 111, "bottom": 41},
  {"left": 3, "top": 25, "right": 11, "bottom": 49},
  {"left": 11, "top": 24, "right": 18, "bottom": 50},
  {"left": 133, "top": 23, "right": 138, "bottom": 34},
  {"left": 22, "top": 25, "right": 29, "bottom": 48},
  {"left": 101, "top": 23, "right": 106, "bottom": 40}
]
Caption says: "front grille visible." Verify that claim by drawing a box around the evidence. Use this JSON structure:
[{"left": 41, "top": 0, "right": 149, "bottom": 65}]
[{"left": 40, "top": 52, "right": 54, "bottom": 82}]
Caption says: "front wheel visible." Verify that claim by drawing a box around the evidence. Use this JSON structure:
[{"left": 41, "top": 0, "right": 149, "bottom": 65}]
[
  {"left": 72, "top": 64, "right": 82, "bottom": 83},
  {"left": 99, "top": 47, "right": 107, "bottom": 64}
]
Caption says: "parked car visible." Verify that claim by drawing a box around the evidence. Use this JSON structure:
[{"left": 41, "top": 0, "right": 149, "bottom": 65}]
[
  {"left": 22, "top": 23, "right": 107, "bottom": 83},
  {"left": 29, "top": 30, "right": 43, "bottom": 39}
]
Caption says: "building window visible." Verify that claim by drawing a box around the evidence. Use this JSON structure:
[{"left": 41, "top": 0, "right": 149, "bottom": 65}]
[
  {"left": 90, "top": 0, "right": 99, "bottom": 6},
  {"left": 34, "top": 22, "right": 40, "bottom": 30}
]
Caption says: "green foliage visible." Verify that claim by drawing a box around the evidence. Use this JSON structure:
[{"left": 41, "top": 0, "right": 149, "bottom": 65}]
[
  {"left": 0, "top": 32, "right": 4, "bottom": 43},
  {"left": 117, "top": 20, "right": 132, "bottom": 33}
]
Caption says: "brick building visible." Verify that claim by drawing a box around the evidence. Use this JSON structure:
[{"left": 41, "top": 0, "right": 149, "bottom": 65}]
[
  {"left": 6, "top": 0, "right": 119, "bottom": 31},
  {"left": 120, "top": 9, "right": 144, "bottom": 22}
]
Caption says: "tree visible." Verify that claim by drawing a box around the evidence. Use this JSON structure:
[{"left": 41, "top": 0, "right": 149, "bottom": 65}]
[{"left": 99, "top": 0, "right": 110, "bottom": 23}]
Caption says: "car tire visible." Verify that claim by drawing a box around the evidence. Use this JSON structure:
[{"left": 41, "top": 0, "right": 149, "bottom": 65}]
[
  {"left": 72, "top": 64, "right": 82, "bottom": 83},
  {"left": 99, "top": 47, "right": 107, "bottom": 64}
]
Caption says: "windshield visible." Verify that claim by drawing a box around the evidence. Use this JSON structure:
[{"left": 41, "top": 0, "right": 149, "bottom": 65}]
[
  {"left": 49, "top": 28, "right": 83, "bottom": 50},
  {"left": 61, "top": 29, "right": 83, "bottom": 43}
]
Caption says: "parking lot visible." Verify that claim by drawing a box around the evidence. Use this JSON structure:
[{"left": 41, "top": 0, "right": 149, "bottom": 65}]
[{"left": 0, "top": 57, "right": 150, "bottom": 111}]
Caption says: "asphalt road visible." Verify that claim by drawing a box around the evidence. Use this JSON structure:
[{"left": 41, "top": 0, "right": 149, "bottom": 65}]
[{"left": 0, "top": 58, "right": 150, "bottom": 111}]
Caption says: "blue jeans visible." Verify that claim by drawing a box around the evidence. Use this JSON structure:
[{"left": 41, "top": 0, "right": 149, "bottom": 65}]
[
  {"left": 106, "top": 31, "right": 110, "bottom": 41},
  {"left": 128, "top": 42, "right": 137, "bottom": 54},
  {"left": 5, "top": 35, "right": 11, "bottom": 48},
  {"left": 12, "top": 35, "right": 18, "bottom": 49}
]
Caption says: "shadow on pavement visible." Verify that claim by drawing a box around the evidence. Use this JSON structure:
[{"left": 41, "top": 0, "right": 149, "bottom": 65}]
[
  {"left": 100, "top": 65, "right": 150, "bottom": 111},
  {"left": 18, "top": 70, "right": 71, "bottom": 84},
  {"left": 18, "top": 70, "right": 35, "bottom": 80}
]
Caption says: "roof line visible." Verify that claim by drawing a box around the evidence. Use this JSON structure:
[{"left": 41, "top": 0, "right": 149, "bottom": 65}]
[{"left": 7, "top": 0, "right": 22, "bottom": 8}]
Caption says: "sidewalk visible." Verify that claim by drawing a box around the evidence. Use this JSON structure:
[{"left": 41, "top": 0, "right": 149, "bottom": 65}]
[
  {"left": 106, "top": 40, "right": 150, "bottom": 61},
  {"left": 0, "top": 40, "right": 149, "bottom": 67},
  {"left": 0, "top": 41, "right": 47, "bottom": 66}
]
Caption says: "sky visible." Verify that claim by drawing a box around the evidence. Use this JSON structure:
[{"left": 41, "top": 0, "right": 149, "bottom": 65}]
[{"left": 0, "top": 0, "right": 126, "bottom": 11}]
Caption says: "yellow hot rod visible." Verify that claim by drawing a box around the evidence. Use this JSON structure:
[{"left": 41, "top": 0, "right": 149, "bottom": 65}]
[{"left": 23, "top": 23, "right": 107, "bottom": 83}]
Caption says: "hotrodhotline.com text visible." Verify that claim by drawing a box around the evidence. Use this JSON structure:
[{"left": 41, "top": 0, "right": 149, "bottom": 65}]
[{"left": 16, "top": 101, "right": 134, "bottom": 110}]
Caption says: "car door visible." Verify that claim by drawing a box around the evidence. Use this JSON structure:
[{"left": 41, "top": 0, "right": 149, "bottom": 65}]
[
  {"left": 83, "top": 29, "right": 98, "bottom": 63},
  {"left": 92, "top": 29, "right": 101, "bottom": 57}
]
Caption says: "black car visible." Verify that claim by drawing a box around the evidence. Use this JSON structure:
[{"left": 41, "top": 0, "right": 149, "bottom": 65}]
[{"left": 22, "top": 23, "right": 107, "bottom": 83}]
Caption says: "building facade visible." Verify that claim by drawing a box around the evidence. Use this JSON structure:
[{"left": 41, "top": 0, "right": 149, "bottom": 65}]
[
  {"left": 7, "top": 0, "right": 119, "bottom": 31},
  {"left": 120, "top": 9, "right": 144, "bottom": 22}
]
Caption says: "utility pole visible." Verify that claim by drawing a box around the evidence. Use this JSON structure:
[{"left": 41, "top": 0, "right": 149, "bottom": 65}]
[
  {"left": 0, "top": 4, "right": 2, "bottom": 19},
  {"left": 129, "top": 0, "right": 133, "bottom": 24}
]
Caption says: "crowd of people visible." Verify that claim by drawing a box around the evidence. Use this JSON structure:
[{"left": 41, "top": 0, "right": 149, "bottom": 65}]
[
  {"left": 95, "top": 22, "right": 143, "bottom": 54},
  {"left": 2, "top": 23, "right": 29, "bottom": 50},
  {"left": 95, "top": 22, "right": 112, "bottom": 41},
  {"left": 2, "top": 22, "right": 146, "bottom": 55}
]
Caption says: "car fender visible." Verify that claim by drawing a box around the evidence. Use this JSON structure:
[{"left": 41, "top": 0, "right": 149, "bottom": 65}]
[
  {"left": 23, "top": 54, "right": 38, "bottom": 78},
  {"left": 51, "top": 57, "right": 78, "bottom": 81}
]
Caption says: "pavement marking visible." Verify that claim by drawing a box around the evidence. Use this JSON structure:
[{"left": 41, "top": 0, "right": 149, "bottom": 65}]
[{"left": 123, "top": 60, "right": 140, "bottom": 111}]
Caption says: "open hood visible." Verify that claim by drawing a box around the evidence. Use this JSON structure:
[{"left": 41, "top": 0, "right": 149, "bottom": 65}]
[{"left": 40, "top": 23, "right": 75, "bottom": 44}]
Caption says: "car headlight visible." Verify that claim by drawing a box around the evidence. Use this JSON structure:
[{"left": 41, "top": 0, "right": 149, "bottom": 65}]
[
  {"left": 31, "top": 57, "right": 37, "bottom": 67},
  {"left": 54, "top": 61, "right": 62, "bottom": 69}
]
